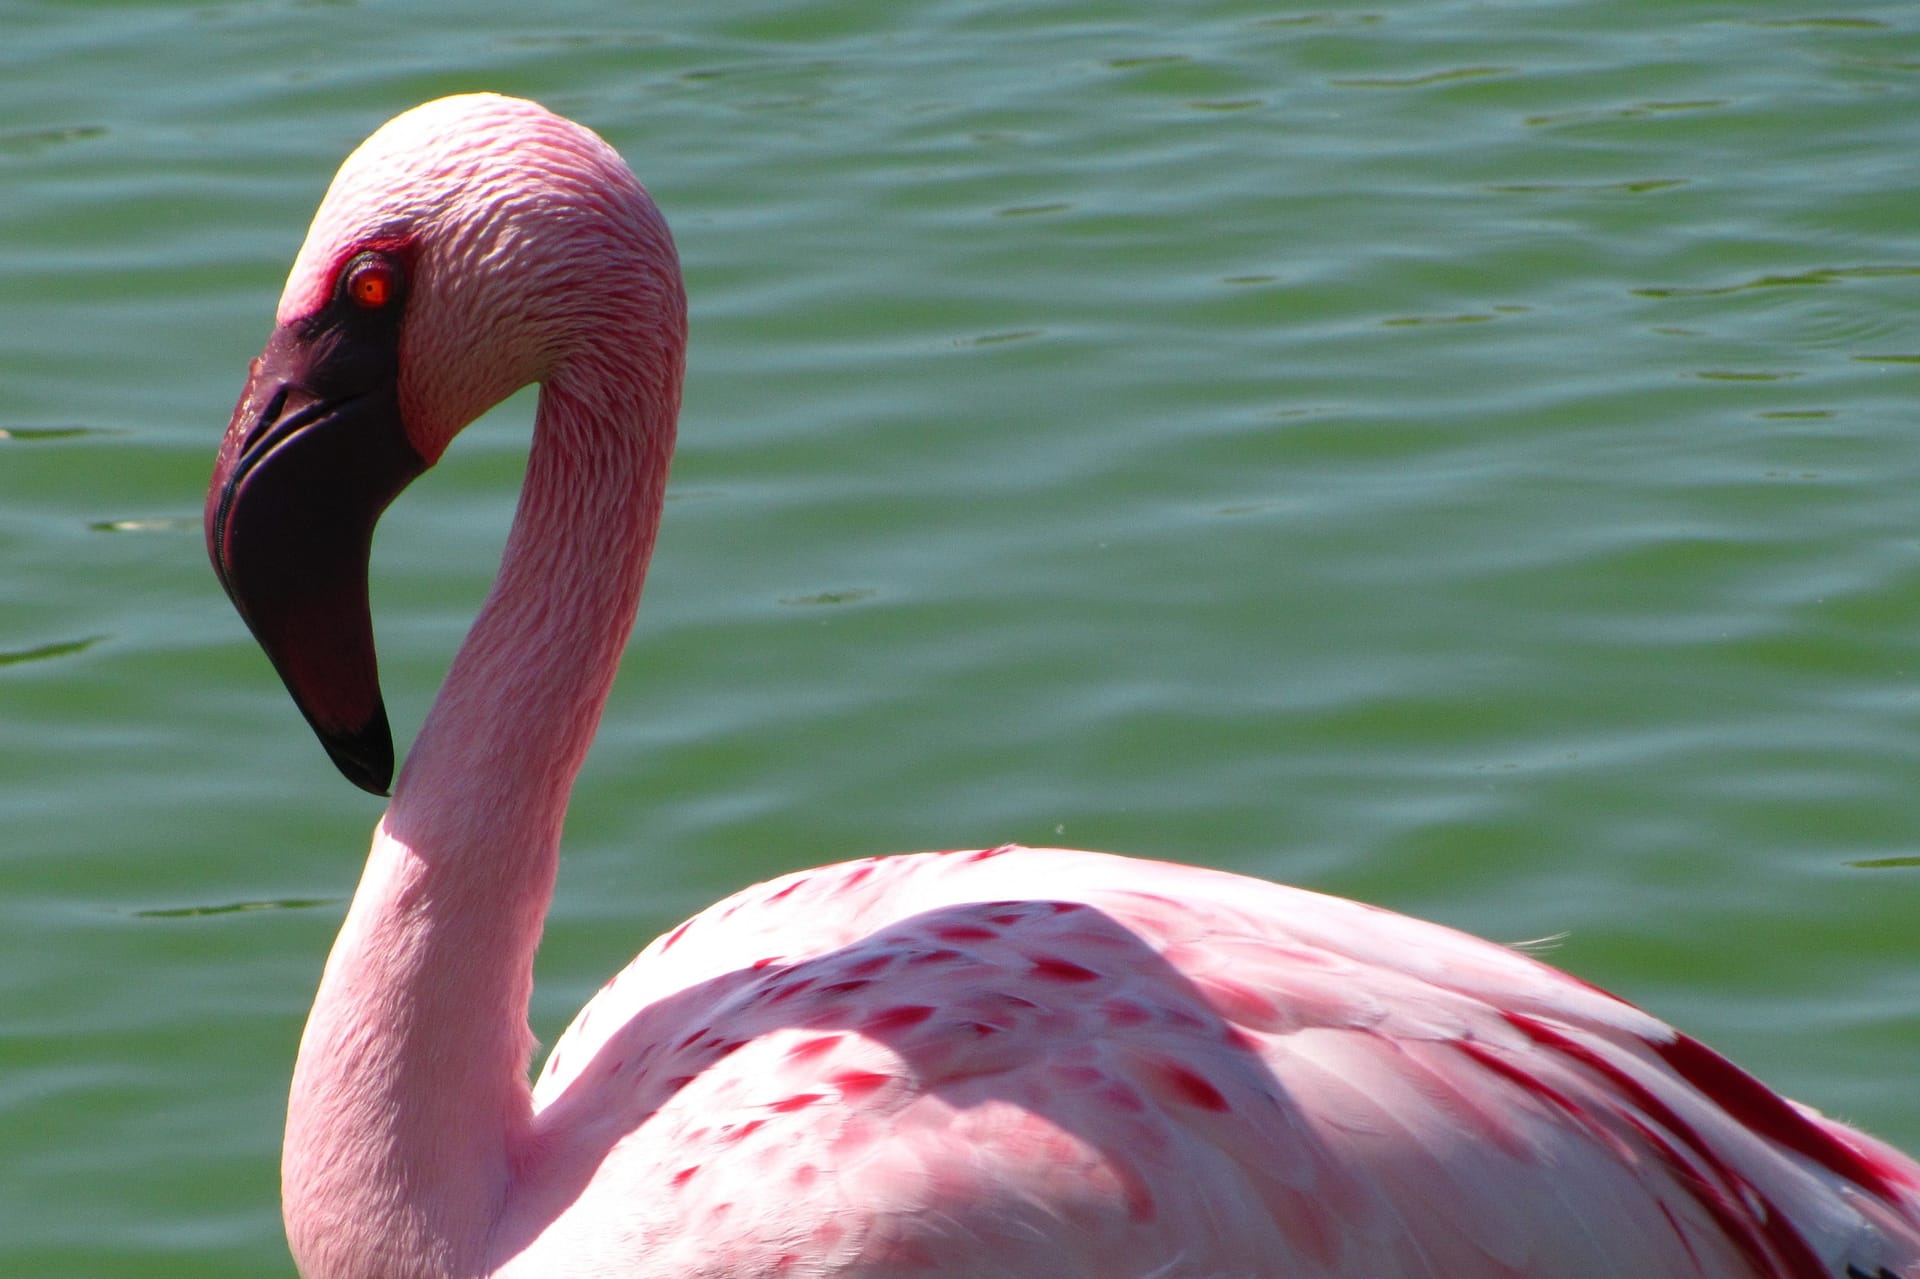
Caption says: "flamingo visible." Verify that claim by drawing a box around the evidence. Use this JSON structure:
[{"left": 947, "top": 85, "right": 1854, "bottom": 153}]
[{"left": 205, "top": 92, "right": 1920, "bottom": 1279}]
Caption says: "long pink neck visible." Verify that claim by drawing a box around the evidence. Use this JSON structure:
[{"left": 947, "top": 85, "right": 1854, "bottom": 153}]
[{"left": 282, "top": 353, "right": 679, "bottom": 1278}]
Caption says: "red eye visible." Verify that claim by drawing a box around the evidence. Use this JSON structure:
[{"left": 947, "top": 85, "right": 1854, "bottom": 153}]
[{"left": 343, "top": 254, "right": 400, "bottom": 310}]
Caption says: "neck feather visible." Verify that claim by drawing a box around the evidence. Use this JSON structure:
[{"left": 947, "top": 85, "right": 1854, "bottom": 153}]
[{"left": 282, "top": 352, "right": 678, "bottom": 1279}]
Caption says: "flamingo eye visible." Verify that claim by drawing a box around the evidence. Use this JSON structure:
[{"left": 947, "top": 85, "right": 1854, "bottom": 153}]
[{"left": 342, "top": 253, "right": 402, "bottom": 311}]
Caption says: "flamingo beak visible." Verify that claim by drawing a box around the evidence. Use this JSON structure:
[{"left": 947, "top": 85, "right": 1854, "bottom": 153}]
[{"left": 207, "top": 320, "right": 426, "bottom": 797}]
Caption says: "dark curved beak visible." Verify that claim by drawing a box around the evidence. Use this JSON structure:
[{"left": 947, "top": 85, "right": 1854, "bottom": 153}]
[{"left": 206, "top": 320, "right": 425, "bottom": 796}]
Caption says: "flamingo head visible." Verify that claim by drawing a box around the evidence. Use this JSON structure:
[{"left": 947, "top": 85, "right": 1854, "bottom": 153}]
[{"left": 206, "top": 93, "right": 683, "bottom": 795}]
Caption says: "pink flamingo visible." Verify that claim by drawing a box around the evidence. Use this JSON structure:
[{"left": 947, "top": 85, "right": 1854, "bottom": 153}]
[{"left": 207, "top": 93, "right": 1920, "bottom": 1279}]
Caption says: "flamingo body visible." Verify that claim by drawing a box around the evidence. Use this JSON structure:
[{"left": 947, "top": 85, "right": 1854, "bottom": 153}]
[
  {"left": 205, "top": 94, "right": 1920, "bottom": 1278},
  {"left": 522, "top": 845, "right": 1920, "bottom": 1278}
]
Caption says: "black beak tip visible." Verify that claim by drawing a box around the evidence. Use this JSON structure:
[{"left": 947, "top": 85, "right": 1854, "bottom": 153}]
[{"left": 318, "top": 717, "right": 396, "bottom": 797}]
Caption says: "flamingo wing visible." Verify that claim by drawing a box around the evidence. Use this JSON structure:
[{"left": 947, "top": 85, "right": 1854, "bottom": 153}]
[{"left": 509, "top": 847, "right": 1920, "bottom": 1277}]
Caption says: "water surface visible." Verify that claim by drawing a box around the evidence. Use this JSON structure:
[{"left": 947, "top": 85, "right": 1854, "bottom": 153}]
[{"left": 3, "top": 2, "right": 1919, "bottom": 1273}]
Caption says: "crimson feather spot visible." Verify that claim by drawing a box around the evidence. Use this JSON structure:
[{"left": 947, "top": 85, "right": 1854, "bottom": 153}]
[
  {"left": 772, "top": 1092, "right": 825, "bottom": 1113},
  {"left": 1030, "top": 955, "right": 1102, "bottom": 983},
  {"left": 821, "top": 978, "right": 874, "bottom": 995},
  {"left": 785, "top": 1035, "right": 842, "bottom": 1064},
  {"left": 1159, "top": 1062, "right": 1231, "bottom": 1112},
  {"left": 831, "top": 1070, "right": 892, "bottom": 1100},
  {"left": 864, "top": 1003, "right": 935, "bottom": 1033},
  {"left": 722, "top": 1119, "right": 766, "bottom": 1143}
]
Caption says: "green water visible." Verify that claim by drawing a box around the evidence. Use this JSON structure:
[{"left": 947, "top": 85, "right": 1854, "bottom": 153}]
[{"left": 4, "top": 2, "right": 1919, "bottom": 1273}]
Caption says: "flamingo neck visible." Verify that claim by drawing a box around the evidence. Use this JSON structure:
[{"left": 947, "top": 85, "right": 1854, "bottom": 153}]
[{"left": 283, "top": 354, "right": 679, "bottom": 1279}]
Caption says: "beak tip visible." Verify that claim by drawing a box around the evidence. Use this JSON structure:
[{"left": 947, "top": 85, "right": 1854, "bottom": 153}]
[{"left": 317, "top": 718, "right": 397, "bottom": 797}]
